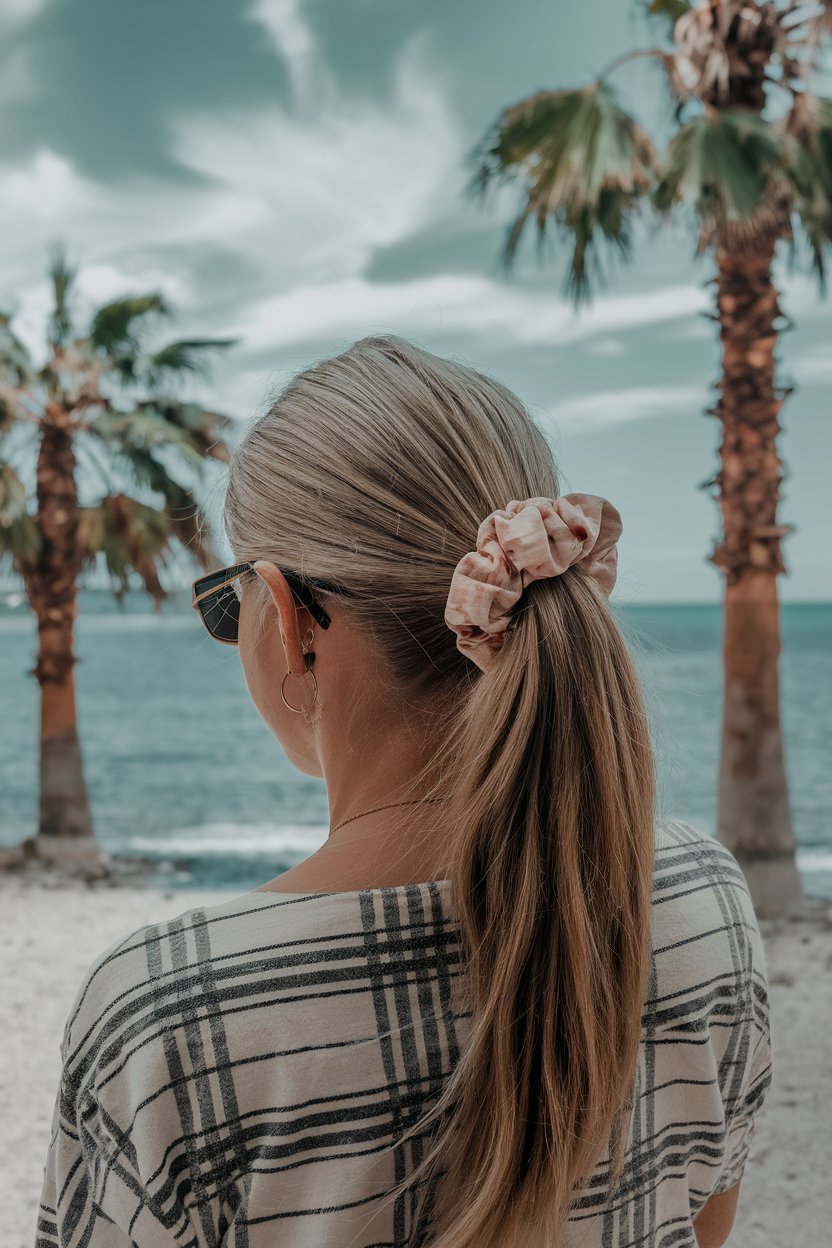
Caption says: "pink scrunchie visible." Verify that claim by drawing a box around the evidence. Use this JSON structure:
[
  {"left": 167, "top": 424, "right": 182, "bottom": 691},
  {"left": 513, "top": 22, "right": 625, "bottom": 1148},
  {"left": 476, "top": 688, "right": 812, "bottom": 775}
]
[{"left": 444, "top": 493, "right": 623, "bottom": 671}]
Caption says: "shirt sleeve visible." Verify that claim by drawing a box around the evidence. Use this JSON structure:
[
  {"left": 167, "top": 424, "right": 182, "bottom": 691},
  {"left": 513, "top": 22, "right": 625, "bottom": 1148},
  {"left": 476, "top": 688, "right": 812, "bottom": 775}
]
[
  {"left": 37, "top": 1069, "right": 126, "bottom": 1247},
  {"left": 36, "top": 1055, "right": 197, "bottom": 1248},
  {"left": 710, "top": 894, "right": 774, "bottom": 1196},
  {"left": 35, "top": 934, "right": 207, "bottom": 1248}
]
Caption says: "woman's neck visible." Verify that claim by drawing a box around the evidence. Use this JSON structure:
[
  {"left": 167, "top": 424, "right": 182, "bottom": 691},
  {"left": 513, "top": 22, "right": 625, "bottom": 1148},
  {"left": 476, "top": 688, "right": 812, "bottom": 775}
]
[{"left": 256, "top": 805, "right": 451, "bottom": 893}]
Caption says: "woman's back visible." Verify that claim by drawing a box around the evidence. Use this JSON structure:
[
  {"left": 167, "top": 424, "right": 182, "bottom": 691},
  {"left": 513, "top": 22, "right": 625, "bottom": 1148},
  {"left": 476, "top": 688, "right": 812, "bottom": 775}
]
[{"left": 38, "top": 818, "right": 771, "bottom": 1248}]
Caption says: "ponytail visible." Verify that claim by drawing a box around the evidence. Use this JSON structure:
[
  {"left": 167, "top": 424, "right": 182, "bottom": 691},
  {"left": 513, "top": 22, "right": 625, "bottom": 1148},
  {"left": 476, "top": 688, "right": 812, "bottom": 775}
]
[
  {"left": 386, "top": 566, "right": 656, "bottom": 1248},
  {"left": 223, "top": 332, "right": 656, "bottom": 1248}
]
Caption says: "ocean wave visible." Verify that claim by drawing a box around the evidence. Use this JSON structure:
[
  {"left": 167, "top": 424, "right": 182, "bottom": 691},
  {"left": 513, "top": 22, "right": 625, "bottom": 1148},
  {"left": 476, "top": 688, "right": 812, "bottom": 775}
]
[
  {"left": 793, "top": 848, "right": 832, "bottom": 873},
  {"left": 117, "top": 827, "right": 832, "bottom": 870},
  {"left": 121, "top": 824, "right": 329, "bottom": 858},
  {"left": 0, "top": 615, "right": 196, "bottom": 634}
]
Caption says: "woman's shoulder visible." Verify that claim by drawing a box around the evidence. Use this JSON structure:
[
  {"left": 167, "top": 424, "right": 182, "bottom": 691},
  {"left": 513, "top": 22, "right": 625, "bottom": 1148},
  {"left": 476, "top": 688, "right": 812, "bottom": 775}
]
[
  {"left": 58, "top": 890, "right": 295, "bottom": 1085},
  {"left": 655, "top": 814, "right": 746, "bottom": 864},
  {"left": 61, "top": 878, "right": 459, "bottom": 1093},
  {"left": 649, "top": 817, "right": 769, "bottom": 1023},
  {"left": 653, "top": 816, "right": 758, "bottom": 918},
  {"left": 653, "top": 815, "right": 763, "bottom": 936},
  {"left": 646, "top": 819, "right": 774, "bottom": 1200}
]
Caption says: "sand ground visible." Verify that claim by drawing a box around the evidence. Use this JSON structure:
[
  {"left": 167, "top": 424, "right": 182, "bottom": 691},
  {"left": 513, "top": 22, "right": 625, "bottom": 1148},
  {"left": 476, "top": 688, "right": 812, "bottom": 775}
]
[{"left": 2, "top": 872, "right": 830, "bottom": 1247}]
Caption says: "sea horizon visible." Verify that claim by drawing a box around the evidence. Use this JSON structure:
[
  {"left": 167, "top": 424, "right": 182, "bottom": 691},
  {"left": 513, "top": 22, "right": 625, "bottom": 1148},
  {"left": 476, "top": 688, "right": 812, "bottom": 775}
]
[{"left": 2, "top": 591, "right": 830, "bottom": 899}]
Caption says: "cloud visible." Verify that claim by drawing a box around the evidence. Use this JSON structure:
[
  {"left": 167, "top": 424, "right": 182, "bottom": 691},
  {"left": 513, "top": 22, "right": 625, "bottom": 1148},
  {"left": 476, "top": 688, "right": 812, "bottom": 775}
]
[
  {"left": 0, "top": 147, "right": 262, "bottom": 271},
  {"left": 0, "top": 0, "right": 52, "bottom": 26},
  {"left": 784, "top": 346, "right": 832, "bottom": 383},
  {"left": 227, "top": 273, "right": 709, "bottom": 354},
  {"left": 0, "top": 27, "right": 466, "bottom": 360},
  {"left": 542, "top": 385, "right": 706, "bottom": 433},
  {"left": 0, "top": 149, "right": 92, "bottom": 223},
  {"left": 0, "top": 8, "right": 815, "bottom": 422},
  {"left": 246, "top": 0, "right": 332, "bottom": 115},
  {"left": 0, "top": 47, "right": 40, "bottom": 105},
  {"left": 168, "top": 28, "right": 464, "bottom": 285},
  {"left": 585, "top": 338, "right": 626, "bottom": 357},
  {"left": 668, "top": 318, "right": 712, "bottom": 342},
  {"left": 248, "top": 0, "right": 318, "bottom": 67},
  {"left": 0, "top": 147, "right": 233, "bottom": 358}
]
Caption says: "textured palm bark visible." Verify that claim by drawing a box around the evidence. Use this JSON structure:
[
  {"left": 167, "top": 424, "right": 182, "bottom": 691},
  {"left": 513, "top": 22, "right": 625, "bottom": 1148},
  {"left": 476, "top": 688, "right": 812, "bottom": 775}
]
[
  {"left": 708, "top": 236, "right": 802, "bottom": 909},
  {"left": 24, "top": 409, "right": 94, "bottom": 841}
]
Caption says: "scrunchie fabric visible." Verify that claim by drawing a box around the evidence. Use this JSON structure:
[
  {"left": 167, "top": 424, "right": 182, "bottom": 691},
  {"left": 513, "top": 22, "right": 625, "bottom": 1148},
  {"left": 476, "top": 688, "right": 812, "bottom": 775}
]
[{"left": 444, "top": 493, "right": 623, "bottom": 671}]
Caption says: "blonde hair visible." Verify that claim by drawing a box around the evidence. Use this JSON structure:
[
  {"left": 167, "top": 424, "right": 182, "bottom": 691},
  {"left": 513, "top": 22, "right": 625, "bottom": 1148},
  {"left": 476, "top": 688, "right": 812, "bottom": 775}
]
[{"left": 223, "top": 334, "right": 656, "bottom": 1248}]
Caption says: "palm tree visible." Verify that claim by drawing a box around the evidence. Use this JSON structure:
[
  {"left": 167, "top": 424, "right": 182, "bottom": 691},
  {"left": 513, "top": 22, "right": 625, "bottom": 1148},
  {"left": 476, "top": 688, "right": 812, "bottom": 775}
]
[
  {"left": 467, "top": 0, "right": 832, "bottom": 913},
  {"left": 0, "top": 248, "right": 236, "bottom": 870}
]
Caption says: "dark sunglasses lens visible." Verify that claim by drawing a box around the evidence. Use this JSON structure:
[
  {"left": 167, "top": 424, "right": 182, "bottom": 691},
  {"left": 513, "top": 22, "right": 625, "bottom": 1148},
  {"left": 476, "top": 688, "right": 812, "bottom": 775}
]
[{"left": 200, "top": 584, "right": 241, "bottom": 643}]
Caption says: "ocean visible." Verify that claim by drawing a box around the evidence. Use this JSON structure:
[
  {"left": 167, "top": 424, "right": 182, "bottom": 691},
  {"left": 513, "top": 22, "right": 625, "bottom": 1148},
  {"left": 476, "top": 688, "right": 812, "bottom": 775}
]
[{"left": 1, "top": 592, "right": 830, "bottom": 898}]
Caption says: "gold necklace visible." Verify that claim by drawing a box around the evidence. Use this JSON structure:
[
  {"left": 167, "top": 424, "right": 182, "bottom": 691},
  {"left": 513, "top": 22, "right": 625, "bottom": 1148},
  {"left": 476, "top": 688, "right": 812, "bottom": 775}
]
[{"left": 330, "top": 798, "right": 445, "bottom": 836}]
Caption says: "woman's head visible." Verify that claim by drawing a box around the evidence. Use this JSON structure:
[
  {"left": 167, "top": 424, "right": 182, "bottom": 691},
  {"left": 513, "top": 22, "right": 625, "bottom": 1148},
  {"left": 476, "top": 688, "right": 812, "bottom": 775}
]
[
  {"left": 224, "top": 333, "right": 560, "bottom": 744},
  {"left": 222, "top": 333, "right": 656, "bottom": 1248}
]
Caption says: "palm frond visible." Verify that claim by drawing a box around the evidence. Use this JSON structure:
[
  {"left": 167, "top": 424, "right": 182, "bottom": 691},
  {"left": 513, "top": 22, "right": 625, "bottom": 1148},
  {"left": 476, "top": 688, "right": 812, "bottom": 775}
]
[
  {"left": 783, "top": 94, "right": 832, "bottom": 290},
  {"left": 646, "top": 0, "right": 691, "bottom": 29},
  {"left": 0, "top": 312, "right": 34, "bottom": 385},
  {"left": 0, "top": 463, "right": 40, "bottom": 566},
  {"left": 563, "top": 184, "right": 637, "bottom": 301},
  {"left": 77, "top": 494, "right": 173, "bottom": 607},
  {"left": 89, "top": 294, "right": 171, "bottom": 357},
  {"left": 0, "top": 461, "right": 28, "bottom": 522},
  {"left": 142, "top": 338, "right": 237, "bottom": 389},
  {"left": 653, "top": 110, "right": 794, "bottom": 242},
  {"left": 802, "top": 0, "right": 832, "bottom": 48},
  {"left": 467, "top": 82, "right": 656, "bottom": 302},
  {"left": 114, "top": 443, "right": 220, "bottom": 569},
  {"left": 87, "top": 405, "right": 211, "bottom": 472},
  {"left": 140, "top": 399, "right": 233, "bottom": 461},
  {"left": 48, "top": 244, "right": 76, "bottom": 349},
  {"left": 0, "top": 386, "right": 35, "bottom": 434}
]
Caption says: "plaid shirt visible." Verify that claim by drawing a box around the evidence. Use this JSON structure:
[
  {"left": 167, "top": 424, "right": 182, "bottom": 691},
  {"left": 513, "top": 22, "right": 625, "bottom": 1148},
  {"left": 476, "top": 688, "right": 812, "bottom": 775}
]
[{"left": 36, "top": 819, "right": 772, "bottom": 1247}]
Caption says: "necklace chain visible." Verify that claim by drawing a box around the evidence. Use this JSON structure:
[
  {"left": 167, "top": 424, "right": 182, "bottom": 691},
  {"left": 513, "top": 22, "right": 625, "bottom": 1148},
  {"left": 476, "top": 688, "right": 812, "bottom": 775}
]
[{"left": 330, "top": 798, "right": 445, "bottom": 837}]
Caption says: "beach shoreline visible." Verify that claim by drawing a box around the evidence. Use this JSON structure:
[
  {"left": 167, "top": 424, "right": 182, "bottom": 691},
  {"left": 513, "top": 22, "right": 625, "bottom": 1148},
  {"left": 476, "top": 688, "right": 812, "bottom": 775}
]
[{"left": 3, "top": 871, "right": 830, "bottom": 1248}]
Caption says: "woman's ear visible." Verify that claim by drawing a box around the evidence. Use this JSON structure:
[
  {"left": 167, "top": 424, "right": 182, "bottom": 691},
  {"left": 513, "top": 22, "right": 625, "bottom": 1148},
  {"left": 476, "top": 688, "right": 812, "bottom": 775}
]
[{"left": 252, "top": 561, "right": 306, "bottom": 675}]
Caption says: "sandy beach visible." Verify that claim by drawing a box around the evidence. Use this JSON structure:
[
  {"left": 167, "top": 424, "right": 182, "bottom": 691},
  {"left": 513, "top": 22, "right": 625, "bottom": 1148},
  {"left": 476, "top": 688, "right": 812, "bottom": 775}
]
[{"left": 3, "top": 871, "right": 831, "bottom": 1248}]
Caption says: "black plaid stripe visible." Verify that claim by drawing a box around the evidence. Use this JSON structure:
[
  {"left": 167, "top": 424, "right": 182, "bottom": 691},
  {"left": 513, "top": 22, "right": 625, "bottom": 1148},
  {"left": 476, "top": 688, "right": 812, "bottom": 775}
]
[{"left": 37, "top": 820, "right": 772, "bottom": 1248}]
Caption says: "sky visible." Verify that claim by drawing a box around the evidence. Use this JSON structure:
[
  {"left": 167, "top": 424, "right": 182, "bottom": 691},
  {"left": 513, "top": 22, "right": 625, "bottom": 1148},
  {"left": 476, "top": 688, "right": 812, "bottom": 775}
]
[{"left": 1, "top": 0, "right": 830, "bottom": 602}]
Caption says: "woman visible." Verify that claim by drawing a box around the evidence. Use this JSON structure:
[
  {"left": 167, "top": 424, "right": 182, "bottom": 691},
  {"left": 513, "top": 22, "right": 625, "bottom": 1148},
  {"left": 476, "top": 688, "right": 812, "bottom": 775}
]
[{"left": 38, "top": 334, "right": 772, "bottom": 1248}]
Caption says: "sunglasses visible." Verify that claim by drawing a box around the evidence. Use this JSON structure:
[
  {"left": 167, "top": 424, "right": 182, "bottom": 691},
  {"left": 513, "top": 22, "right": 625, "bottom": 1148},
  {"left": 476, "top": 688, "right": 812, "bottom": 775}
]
[{"left": 191, "top": 561, "right": 339, "bottom": 645}]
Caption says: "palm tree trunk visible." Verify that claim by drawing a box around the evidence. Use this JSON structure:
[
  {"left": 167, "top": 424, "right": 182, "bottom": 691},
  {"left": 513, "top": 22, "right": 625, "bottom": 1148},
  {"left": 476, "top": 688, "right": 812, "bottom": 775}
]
[
  {"left": 709, "top": 235, "right": 803, "bottom": 914},
  {"left": 38, "top": 662, "right": 92, "bottom": 840},
  {"left": 24, "top": 413, "right": 100, "bottom": 861}
]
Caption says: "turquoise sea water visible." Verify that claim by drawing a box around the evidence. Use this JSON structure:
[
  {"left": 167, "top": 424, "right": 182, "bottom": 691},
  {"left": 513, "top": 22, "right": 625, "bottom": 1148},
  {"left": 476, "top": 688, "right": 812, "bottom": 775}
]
[{"left": 1, "top": 592, "right": 830, "bottom": 898}]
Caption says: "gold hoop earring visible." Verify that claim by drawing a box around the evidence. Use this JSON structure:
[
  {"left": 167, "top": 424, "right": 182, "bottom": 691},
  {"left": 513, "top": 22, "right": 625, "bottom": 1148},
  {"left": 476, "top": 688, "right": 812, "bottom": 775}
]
[
  {"left": 280, "top": 663, "right": 319, "bottom": 714},
  {"left": 279, "top": 663, "right": 319, "bottom": 713}
]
